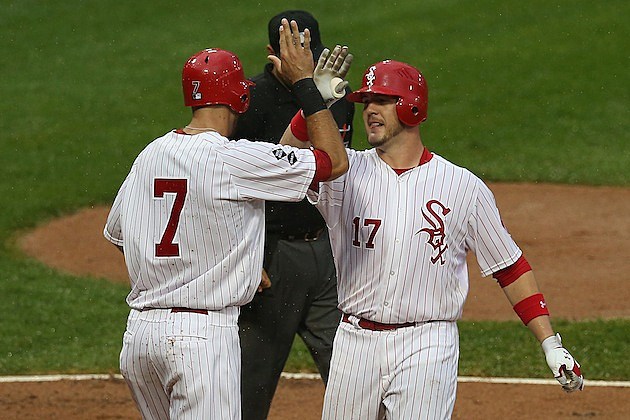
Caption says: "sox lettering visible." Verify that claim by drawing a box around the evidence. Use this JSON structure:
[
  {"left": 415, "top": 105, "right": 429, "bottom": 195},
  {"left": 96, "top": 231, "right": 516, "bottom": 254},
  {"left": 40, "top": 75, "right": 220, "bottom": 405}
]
[
  {"left": 365, "top": 65, "right": 377, "bottom": 89},
  {"left": 416, "top": 199, "right": 451, "bottom": 265}
]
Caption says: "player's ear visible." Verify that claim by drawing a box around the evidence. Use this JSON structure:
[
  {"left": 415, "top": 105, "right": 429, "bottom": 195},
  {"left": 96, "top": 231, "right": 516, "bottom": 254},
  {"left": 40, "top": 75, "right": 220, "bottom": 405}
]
[{"left": 266, "top": 44, "right": 277, "bottom": 56}]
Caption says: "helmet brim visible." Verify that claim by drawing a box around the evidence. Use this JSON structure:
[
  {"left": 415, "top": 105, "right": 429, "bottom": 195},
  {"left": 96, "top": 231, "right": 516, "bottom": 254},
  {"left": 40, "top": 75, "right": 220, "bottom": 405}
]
[{"left": 346, "top": 86, "right": 401, "bottom": 103}]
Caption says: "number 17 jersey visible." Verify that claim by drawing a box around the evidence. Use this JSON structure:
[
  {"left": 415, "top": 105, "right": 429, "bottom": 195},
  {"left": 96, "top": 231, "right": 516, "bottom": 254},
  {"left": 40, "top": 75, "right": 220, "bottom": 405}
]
[{"left": 308, "top": 148, "right": 521, "bottom": 324}]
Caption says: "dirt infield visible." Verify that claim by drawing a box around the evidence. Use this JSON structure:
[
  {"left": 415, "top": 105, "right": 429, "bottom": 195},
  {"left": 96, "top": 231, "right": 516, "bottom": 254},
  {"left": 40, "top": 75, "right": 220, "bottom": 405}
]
[
  {"left": 10, "top": 182, "right": 630, "bottom": 418},
  {"left": 1, "top": 377, "right": 629, "bottom": 419}
]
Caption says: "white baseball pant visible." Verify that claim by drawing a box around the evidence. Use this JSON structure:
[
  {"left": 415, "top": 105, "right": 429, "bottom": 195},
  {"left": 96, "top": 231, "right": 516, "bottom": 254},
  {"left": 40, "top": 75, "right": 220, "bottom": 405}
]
[
  {"left": 120, "top": 307, "right": 240, "bottom": 419},
  {"left": 323, "top": 320, "right": 459, "bottom": 420}
]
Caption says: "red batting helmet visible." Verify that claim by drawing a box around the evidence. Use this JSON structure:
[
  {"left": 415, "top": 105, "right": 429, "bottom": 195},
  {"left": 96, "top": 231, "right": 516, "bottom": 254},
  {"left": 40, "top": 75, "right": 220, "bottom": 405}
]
[
  {"left": 346, "top": 60, "right": 428, "bottom": 126},
  {"left": 182, "top": 48, "right": 254, "bottom": 113}
]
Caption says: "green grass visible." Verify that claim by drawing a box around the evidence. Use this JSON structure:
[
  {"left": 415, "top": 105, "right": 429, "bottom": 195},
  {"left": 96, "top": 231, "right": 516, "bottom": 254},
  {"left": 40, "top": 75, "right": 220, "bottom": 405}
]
[
  {"left": 286, "top": 320, "right": 630, "bottom": 381},
  {"left": 0, "top": 0, "right": 628, "bottom": 379}
]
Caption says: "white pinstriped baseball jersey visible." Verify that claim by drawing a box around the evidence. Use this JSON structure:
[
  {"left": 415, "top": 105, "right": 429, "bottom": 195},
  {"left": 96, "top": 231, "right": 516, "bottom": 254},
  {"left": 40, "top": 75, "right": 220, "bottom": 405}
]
[
  {"left": 309, "top": 148, "right": 521, "bottom": 323},
  {"left": 104, "top": 130, "right": 316, "bottom": 310}
]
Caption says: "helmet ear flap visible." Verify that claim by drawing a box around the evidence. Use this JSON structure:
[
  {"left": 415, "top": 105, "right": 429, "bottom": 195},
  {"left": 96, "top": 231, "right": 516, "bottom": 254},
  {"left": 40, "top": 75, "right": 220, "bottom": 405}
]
[{"left": 396, "top": 98, "right": 424, "bottom": 127}]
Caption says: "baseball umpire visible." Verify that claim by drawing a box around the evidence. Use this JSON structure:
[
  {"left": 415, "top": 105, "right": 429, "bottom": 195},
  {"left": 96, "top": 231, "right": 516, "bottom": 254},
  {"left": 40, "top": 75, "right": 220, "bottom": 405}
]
[
  {"left": 103, "top": 19, "right": 349, "bottom": 419},
  {"left": 283, "top": 59, "right": 584, "bottom": 419},
  {"left": 232, "top": 10, "right": 354, "bottom": 420}
]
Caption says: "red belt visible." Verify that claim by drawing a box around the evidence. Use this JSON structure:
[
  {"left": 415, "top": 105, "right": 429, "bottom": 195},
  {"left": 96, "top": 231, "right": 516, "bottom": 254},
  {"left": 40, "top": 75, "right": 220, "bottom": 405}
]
[
  {"left": 342, "top": 314, "right": 416, "bottom": 331},
  {"left": 170, "top": 307, "right": 208, "bottom": 315}
]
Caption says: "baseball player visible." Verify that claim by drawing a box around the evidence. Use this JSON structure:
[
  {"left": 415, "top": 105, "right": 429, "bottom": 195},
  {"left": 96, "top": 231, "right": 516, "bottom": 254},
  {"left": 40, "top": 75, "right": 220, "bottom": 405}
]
[
  {"left": 103, "top": 19, "right": 349, "bottom": 419},
  {"left": 231, "top": 10, "right": 355, "bottom": 420},
  {"left": 283, "top": 60, "right": 584, "bottom": 419}
]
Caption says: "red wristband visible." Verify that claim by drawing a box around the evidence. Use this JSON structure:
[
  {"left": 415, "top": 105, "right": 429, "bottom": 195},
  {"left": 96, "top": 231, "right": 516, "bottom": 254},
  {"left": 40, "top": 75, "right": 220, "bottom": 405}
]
[
  {"left": 290, "top": 110, "right": 309, "bottom": 142},
  {"left": 513, "top": 293, "right": 549, "bottom": 325}
]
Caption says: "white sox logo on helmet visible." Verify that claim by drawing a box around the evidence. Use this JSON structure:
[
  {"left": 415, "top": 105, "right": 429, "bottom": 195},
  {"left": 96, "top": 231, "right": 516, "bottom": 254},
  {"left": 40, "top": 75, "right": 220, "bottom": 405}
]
[{"left": 366, "top": 65, "right": 377, "bottom": 90}]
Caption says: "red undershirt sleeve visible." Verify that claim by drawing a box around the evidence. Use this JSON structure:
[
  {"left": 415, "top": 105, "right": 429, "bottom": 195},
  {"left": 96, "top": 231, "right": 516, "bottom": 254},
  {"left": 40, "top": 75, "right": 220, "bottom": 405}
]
[{"left": 492, "top": 255, "right": 532, "bottom": 287}]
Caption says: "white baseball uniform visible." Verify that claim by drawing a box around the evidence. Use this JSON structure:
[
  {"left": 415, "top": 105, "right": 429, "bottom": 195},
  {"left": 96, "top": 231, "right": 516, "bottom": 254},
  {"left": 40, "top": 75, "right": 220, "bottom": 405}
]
[
  {"left": 309, "top": 147, "right": 521, "bottom": 420},
  {"left": 104, "top": 129, "right": 316, "bottom": 419}
]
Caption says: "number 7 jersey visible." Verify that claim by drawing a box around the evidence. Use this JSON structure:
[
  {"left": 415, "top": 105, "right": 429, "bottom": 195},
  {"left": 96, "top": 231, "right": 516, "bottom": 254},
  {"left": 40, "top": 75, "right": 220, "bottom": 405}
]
[
  {"left": 104, "top": 130, "right": 316, "bottom": 310},
  {"left": 308, "top": 148, "right": 522, "bottom": 323}
]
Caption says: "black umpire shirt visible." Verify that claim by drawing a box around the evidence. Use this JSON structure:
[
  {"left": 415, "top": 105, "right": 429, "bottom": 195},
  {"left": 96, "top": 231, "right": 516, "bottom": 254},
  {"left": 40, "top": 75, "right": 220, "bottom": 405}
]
[{"left": 232, "top": 63, "right": 354, "bottom": 262}]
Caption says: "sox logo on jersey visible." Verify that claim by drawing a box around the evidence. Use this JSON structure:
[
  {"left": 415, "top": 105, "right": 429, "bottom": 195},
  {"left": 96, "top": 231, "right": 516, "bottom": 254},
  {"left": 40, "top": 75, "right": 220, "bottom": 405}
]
[{"left": 416, "top": 199, "right": 451, "bottom": 265}]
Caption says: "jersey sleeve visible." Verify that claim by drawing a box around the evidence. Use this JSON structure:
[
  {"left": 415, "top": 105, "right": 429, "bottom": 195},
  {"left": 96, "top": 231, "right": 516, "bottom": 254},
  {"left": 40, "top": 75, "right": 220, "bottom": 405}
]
[
  {"left": 306, "top": 148, "right": 355, "bottom": 228},
  {"left": 466, "top": 178, "right": 522, "bottom": 277},
  {"left": 220, "top": 139, "right": 316, "bottom": 202},
  {"left": 103, "top": 170, "right": 134, "bottom": 247}
]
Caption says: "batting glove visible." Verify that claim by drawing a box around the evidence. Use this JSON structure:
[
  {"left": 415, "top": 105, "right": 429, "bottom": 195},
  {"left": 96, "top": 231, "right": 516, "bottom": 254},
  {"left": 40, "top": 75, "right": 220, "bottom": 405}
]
[
  {"left": 541, "top": 333, "right": 584, "bottom": 393},
  {"left": 313, "top": 45, "right": 353, "bottom": 107}
]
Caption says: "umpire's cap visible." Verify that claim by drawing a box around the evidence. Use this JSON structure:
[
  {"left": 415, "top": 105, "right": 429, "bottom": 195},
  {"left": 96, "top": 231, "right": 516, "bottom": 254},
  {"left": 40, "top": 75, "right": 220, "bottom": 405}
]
[{"left": 268, "top": 10, "right": 325, "bottom": 61}]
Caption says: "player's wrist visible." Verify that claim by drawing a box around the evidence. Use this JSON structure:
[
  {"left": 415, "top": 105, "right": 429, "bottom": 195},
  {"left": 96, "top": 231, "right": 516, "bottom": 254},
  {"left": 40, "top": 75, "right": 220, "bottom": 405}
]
[
  {"left": 541, "top": 333, "right": 562, "bottom": 354},
  {"left": 292, "top": 78, "right": 327, "bottom": 116}
]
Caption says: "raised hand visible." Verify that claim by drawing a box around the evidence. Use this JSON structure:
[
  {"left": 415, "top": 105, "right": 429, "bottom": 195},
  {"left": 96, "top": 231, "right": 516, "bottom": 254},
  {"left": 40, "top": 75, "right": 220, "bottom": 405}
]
[
  {"left": 313, "top": 45, "right": 354, "bottom": 106},
  {"left": 268, "top": 18, "right": 315, "bottom": 85}
]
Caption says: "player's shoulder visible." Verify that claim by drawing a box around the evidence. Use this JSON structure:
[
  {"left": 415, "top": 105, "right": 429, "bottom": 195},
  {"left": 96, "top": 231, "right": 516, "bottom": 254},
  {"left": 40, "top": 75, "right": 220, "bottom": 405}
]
[
  {"left": 429, "top": 153, "right": 486, "bottom": 187},
  {"left": 223, "top": 137, "right": 308, "bottom": 158},
  {"left": 347, "top": 147, "right": 376, "bottom": 159},
  {"left": 136, "top": 130, "right": 177, "bottom": 154},
  {"left": 345, "top": 147, "right": 376, "bottom": 166},
  {"left": 430, "top": 153, "right": 476, "bottom": 175}
]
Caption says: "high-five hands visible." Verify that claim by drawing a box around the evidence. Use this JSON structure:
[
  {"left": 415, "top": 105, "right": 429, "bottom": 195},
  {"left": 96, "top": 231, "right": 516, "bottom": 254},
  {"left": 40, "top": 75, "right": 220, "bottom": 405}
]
[
  {"left": 267, "top": 19, "right": 352, "bottom": 107},
  {"left": 314, "top": 45, "right": 353, "bottom": 107},
  {"left": 542, "top": 333, "right": 584, "bottom": 393}
]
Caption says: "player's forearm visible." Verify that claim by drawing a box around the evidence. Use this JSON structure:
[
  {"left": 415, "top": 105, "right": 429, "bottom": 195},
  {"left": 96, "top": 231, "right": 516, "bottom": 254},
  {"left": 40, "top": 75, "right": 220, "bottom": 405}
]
[
  {"left": 280, "top": 124, "right": 311, "bottom": 148},
  {"left": 502, "top": 271, "right": 554, "bottom": 342},
  {"left": 526, "top": 314, "right": 554, "bottom": 343},
  {"left": 281, "top": 108, "right": 347, "bottom": 178},
  {"left": 306, "top": 110, "right": 348, "bottom": 179},
  {"left": 502, "top": 271, "right": 540, "bottom": 305}
]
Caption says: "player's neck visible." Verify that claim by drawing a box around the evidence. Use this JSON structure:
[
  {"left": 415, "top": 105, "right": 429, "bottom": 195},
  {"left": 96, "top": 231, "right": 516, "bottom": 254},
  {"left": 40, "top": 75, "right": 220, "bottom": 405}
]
[
  {"left": 376, "top": 132, "right": 425, "bottom": 169},
  {"left": 185, "top": 107, "right": 236, "bottom": 136}
]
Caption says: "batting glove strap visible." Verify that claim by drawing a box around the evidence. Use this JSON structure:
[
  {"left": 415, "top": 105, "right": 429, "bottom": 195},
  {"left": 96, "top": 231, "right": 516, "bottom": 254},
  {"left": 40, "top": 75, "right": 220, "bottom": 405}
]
[{"left": 541, "top": 333, "right": 584, "bottom": 393}]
